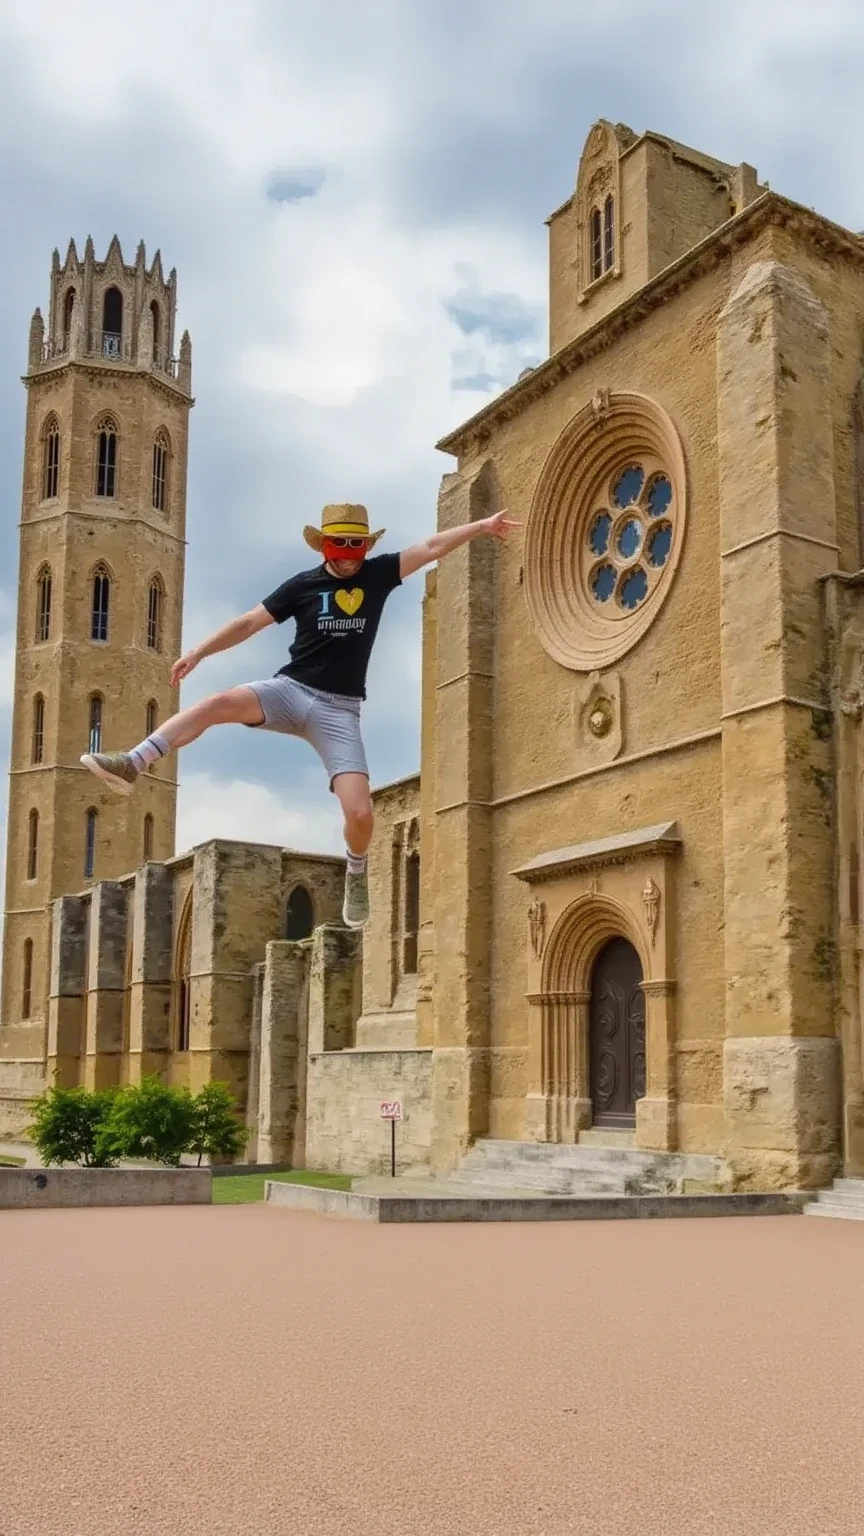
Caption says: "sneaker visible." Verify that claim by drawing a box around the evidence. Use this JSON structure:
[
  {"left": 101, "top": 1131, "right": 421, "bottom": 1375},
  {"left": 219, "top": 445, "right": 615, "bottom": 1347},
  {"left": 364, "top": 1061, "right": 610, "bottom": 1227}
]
[
  {"left": 342, "top": 865, "right": 370, "bottom": 929},
  {"left": 80, "top": 751, "right": 139, "bottom": 797}
]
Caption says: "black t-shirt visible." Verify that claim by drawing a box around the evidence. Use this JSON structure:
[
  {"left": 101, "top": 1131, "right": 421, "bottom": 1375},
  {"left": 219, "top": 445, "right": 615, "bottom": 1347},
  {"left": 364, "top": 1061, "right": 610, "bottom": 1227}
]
[{"left": 261, "top": 553, "right": 402, "bottom": 699}]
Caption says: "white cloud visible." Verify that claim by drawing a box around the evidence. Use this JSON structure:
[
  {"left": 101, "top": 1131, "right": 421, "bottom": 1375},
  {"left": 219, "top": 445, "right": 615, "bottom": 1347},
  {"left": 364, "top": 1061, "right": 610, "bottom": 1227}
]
[{"left": 176, "top": 770, "right": 342, "bottom": 856}]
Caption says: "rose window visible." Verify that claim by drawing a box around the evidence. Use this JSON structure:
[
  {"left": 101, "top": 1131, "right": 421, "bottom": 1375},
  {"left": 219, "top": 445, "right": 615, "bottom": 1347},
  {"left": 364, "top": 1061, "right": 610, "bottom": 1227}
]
[
  {"left": 585, "top": 464, "right": 675, "bottom": 615},
  {"left": 524, "top": 392, "right": 687, "bottom": 671}
]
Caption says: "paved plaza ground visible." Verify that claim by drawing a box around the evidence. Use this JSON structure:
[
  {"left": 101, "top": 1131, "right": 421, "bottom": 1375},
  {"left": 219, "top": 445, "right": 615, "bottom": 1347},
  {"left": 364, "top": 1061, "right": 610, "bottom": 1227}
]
[{"left": 1, "top": 1206, "right": 863, "bottom": 1536}]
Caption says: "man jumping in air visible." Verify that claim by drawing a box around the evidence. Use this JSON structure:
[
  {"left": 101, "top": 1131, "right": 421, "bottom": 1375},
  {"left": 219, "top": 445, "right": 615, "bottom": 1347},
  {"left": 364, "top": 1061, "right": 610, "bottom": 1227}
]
[{"left": 81, "top": 502, "right": 519, "bottom": 929}]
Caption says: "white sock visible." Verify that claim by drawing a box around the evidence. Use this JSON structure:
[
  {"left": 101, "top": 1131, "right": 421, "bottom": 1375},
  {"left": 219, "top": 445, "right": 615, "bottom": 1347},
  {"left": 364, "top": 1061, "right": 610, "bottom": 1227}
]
[
  {"left": 128, "top": 733, "right": 171, "bottom": 771},
  {"left": 345, "top": 849, "right": 367, "bottom": 875}
]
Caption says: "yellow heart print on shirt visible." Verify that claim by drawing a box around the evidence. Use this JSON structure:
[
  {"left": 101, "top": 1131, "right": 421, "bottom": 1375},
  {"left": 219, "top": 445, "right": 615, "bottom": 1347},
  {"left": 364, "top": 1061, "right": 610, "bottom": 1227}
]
[{"left": 335, "top": 588, "right": 364, "bottom": 616}]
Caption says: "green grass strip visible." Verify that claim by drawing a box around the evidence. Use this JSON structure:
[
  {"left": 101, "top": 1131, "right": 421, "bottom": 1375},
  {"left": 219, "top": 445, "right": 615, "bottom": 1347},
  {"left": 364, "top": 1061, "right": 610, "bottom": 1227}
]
[{"left": 213, "top": 1170, "right": 353, "bottom": 1205}]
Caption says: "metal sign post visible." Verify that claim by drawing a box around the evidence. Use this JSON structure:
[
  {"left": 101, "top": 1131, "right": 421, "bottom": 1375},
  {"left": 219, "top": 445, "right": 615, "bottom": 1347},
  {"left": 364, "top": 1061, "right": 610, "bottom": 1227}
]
[{"left": 379, "top": 1100, "right": 403, "bottom": 1177}]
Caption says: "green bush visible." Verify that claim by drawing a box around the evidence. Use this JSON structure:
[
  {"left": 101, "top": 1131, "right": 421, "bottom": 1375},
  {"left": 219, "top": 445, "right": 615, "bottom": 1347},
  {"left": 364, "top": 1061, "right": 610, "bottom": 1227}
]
[
  {"left": 188, "top": 1081, "right": 249, "bottom": 1167},
  {"left": 28, "top": 1078, "right": 249, "bottom": 1170},
  {"left": 29, "top": 1086, "right": 120, "bottom": 1167},
  {"left": 98, "top": 1076, "right": 196, "bottom": 1167}
]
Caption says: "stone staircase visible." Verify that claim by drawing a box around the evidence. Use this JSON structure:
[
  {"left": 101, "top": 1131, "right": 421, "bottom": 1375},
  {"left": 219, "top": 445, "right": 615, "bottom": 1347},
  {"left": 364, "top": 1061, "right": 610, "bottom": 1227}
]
[
  {"left": 803, "top": 1178, "right": 864, "bottom": 1221},
  {"left": 448, "top": 1137, "right": 732, "bottom": 1198}
]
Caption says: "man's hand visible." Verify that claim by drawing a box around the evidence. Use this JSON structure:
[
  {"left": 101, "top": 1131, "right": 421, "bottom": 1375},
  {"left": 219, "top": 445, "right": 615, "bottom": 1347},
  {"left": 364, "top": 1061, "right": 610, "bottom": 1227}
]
[
  {"left": 481, "top": 510, "right": 521, "bottom": 540},
  {"left": 171, "top": 650, "right": 201, "bottom": 688},
  {"left": 399, "top": 508, "right": 522, "bottom": 579}
]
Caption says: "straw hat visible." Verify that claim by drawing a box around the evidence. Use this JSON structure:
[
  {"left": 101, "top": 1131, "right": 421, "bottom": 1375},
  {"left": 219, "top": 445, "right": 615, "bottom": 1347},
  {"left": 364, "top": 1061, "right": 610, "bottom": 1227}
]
[{"left": 303, "top": 503, "right": 385, "bottom": 552}]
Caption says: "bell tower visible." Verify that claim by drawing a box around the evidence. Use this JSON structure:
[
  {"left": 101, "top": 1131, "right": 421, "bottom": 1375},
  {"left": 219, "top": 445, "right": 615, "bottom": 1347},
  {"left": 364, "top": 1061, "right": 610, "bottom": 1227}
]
[{"left": 0, "top": 237, "right": 193, "bottom": 1129}]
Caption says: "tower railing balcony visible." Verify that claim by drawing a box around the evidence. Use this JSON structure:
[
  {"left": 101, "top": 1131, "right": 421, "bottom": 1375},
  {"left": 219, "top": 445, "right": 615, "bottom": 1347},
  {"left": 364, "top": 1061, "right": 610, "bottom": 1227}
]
[
  {"left": 91, "top": 331, "right": 131, "bottom": 361},
  {"left": 35, "top": 333, "right": 180, "bottom": 379},
  {"left": 40, "top": 334, "right": 70, "bottom": 363},
  {"left": 152, "top": 349, "right": 180, "bottom": 380}
]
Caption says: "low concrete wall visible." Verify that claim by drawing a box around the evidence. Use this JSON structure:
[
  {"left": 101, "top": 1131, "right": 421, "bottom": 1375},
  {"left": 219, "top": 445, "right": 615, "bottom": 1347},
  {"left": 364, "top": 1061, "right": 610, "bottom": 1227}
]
[
  {"left": 305, "top": 1048, "right": 433, "bottom": 1175},
  {"left": 0, "top": 1167, "right": 212, "bottom": 1209},
  {"left": 265, "top": 1181, "right": 809, "bottom": 1224}
]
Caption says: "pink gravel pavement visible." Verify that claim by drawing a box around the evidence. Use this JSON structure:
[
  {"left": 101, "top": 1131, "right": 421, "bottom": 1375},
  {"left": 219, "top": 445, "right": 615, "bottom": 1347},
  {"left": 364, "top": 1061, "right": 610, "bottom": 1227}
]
[{"left": 1, "top": 1206, "right": 863, "bottom": 1536}]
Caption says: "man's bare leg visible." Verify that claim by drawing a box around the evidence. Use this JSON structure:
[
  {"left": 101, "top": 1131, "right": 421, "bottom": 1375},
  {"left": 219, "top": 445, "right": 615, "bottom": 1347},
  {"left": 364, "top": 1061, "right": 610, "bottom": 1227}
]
[
  {"left": 80, "top": 686, "right": 264, "bottom": 795},
  {"left": 333, "top": 771, "right": 374, "bottom": 928}
]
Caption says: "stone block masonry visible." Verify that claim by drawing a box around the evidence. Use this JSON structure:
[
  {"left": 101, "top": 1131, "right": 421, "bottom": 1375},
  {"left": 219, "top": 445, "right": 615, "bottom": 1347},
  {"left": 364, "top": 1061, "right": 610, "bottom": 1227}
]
[{"left": 305, "top": 1048, "right": 433, "bottom": 1176}]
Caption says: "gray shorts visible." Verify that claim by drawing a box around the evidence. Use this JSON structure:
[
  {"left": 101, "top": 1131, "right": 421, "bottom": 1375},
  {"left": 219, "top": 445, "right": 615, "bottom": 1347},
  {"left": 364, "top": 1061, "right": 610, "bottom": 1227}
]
[{"left": 245, "top": 676, "right": 368, "bottom": 789}]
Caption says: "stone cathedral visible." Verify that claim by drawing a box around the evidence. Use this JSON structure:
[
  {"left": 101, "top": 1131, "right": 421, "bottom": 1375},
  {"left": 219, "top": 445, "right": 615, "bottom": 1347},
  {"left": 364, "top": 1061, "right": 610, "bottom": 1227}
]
[{"left": 3, "top": 120, "right": 864, "bottom": 1194}]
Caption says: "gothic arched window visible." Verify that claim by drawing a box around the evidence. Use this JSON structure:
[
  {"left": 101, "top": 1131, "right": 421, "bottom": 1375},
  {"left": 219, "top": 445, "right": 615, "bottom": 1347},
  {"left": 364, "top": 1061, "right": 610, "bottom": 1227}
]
[
  {"left": 145, "top": 700, "right": 158, "bottom": 773},
  {"left": 152, "top": 430, "right": 169, "bottom": 512},
  {"left": 84, "top": 808, "right": 97, "bottom": 880},
  {"left": 41, "top": 415, "right": 60, "bottom": 501},
  {"left": 91, "top": 564, "right": 111, "bottom": 642},
  {"left": 174, "top": 893, "right": 192, "bottom": 1051},
  {"left": 143, "top": 813, "right": 154, "bottom": 862},
  {"left": 403, "top": 851, "right": 420, "bottom": 975},
  {"left": 35, "top": 565, "right": 52, "bottom": 644},
  {"left": 22, "top": 938, "right": 33, "bottom": 1020},
  {"left": 589, "top": 199, "right": 615, "bottom": 284},
  {"left": 101, "top": 287, "right": 123, "bottom": 356},
  {"left": 27, "top": 809, "right": 38, "bottom": 881},
  {"left": 147, "top": 576, "right": 164, "bottom": 651},
  {"left": 590, "top": 207, "right": 603, "bottom": 282},
  {"left": 95, "top": 416, "right": 118, "bottom": 498},
  {"left": 151, "top": 300, "right": 161, "bottom": 363},
  {"left": 284, "top": 884, "right": 314, "bottom": 940},
  {"left": 32, "top": 694, "right": 45, "bottom": 765},
  {"left": 88, "top": 693, "right": 103, "bottom": 753},
  {"left": 63, "top": 288, "right": 76, "bottom": 345},
  {"left": 604, "top": 195, "right": 615, "bottom": 271}
]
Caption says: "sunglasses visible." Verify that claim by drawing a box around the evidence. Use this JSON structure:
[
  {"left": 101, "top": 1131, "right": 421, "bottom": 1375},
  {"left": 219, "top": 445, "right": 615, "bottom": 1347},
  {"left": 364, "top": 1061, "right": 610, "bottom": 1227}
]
[{"left": 326, "top": 536, "right": 369, "bottom": 550}]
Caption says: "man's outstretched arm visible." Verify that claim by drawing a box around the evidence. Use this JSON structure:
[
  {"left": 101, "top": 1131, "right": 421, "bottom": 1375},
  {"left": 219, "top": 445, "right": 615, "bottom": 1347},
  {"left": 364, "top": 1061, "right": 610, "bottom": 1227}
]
[
  {"left": 399, "top": 510, "right": 520, "bottom": 579},
  {"left": 171, "top": 604, "right": 275, "bottom": 686}
]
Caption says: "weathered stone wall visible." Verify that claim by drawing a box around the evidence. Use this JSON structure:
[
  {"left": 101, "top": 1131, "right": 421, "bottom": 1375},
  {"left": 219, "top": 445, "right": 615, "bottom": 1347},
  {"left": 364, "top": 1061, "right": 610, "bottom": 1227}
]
[
  {"left": 305, "top": 1048, "right": 434, "bottom": 1175},
  {"left": 357, "top": 773, "right": 421, "bottom": 1048},
  {"left": 307, "top": 925, "right": 362, "bottom": 1055},
  {"left": 256, "top": 940, "right": 312, "bottom": 1165},
  {"left": 416, "top": 571, "right": 437, "bottom": 1049}
]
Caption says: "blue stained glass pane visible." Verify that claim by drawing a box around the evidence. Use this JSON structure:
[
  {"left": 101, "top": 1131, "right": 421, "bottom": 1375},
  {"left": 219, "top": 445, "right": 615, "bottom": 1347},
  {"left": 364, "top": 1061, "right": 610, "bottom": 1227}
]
[
  {"left": 619, "top": 566, "right": 648, "bottom": 610},
  {"left": 612, "top": 465, "right": 644, "bottom": 508},
  {"left": 647, "top": 476, "right": 672, "bottom": 518},
  {"left": 591, "top": 563, "right": 616, "bottom": 603},
  {"left": 617, "top": 518, "right": 642, "bottom": 559},
  {"left": 589, "top": 511, "right": 612, "bottom": 556},
  {"left": 647, "top": 521, "right": 673, "bottom": 568}
]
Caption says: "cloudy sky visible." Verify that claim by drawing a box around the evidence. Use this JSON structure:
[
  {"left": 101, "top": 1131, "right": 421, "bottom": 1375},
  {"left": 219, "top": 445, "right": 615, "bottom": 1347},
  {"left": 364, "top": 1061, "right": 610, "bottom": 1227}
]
[{"left": 0, "top": 0, "right": 862, "bottom": 874}]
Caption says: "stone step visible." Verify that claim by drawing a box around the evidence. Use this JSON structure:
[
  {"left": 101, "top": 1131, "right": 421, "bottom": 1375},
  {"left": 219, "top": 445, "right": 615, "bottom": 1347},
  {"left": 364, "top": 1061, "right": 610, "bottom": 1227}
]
[
  {"left": 804, "top": 1202, "right": 864, "bottom": 1221},
  {"left": 448, "top": 1167, "right": 633, "bottom": 1196},
  {"left": 810, "top": 1187, "right": 864, "bottom": 1210},
  {"left": 578, "top": 1129, "right": 636, "bottom": 1148},
  {"left": 802, "top": 1176, "right": 864, "bottom": 1221},
  {"left": 463, "top": 1139, "right": 726, "bottom": 1182},
  {"left": 455, "top": 1144, "right": 729, "bottom": 1196}
]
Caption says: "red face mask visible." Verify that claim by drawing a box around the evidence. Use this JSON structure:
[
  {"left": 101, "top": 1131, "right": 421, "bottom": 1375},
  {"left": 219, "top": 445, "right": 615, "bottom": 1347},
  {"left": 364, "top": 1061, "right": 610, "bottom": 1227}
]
[{"left": 322, "top": 537, "right": 369, "bottom": 565}]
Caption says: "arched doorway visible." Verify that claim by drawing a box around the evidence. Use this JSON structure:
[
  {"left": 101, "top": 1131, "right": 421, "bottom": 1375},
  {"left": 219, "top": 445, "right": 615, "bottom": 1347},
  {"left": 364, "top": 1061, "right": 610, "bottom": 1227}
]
[
  {"left": 589, "top": 936, "right": 645, "bottom": 1128},
  {"left": 284, "top": 884, "right": 314, "bottom": 941}
]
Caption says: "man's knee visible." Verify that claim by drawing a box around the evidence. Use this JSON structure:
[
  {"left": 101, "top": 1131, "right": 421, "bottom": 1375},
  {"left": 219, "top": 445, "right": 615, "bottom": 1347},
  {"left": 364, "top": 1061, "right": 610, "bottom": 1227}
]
[
  {"left": 205, "top": 688, "right": 261, "bottom": 725},
  {"left": 336, "top": 779, "right": 374, "bottom": 831},
  {"left": 347, "top": 802, "right": 374, "bottom": 836}
]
